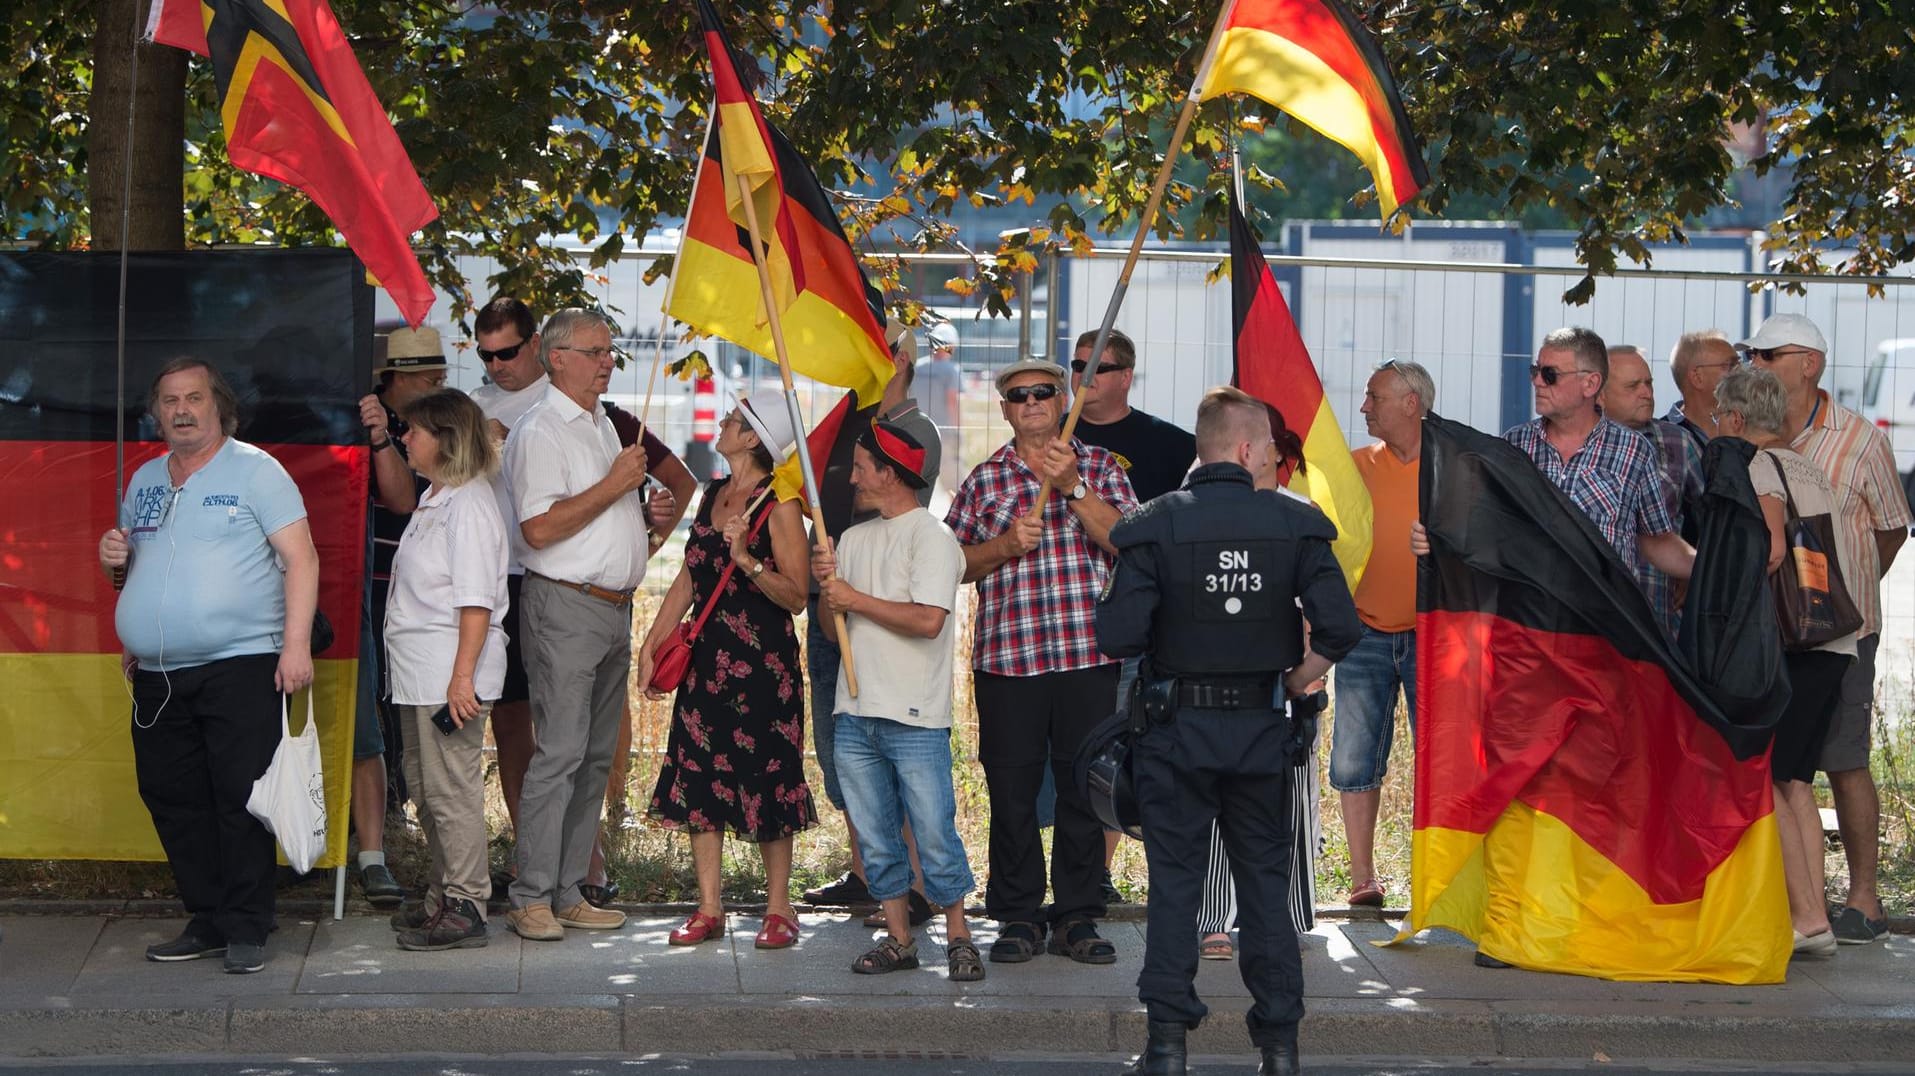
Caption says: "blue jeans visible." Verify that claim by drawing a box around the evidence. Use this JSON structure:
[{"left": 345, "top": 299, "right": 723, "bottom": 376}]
[
  {"left": 833, "top": 713, "right": 975, "bottom": 908},
  {"left": 806, "top": 597, "right": 846, "bottom": 810},
  {"left": 1329, "top": 626, "right": 1417, "bottom": 793}
]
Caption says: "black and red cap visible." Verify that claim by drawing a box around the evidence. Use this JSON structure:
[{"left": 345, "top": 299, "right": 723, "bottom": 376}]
[{"left": 857, "top": 419, "right": 930, "bottom": 490}]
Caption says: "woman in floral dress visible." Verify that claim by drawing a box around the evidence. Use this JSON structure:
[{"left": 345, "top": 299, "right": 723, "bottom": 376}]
[{"left": 640, "top": 391, "right": 815, "bottom": 949}]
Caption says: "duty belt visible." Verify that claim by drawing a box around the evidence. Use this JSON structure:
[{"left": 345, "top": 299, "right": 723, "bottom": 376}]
[
  {"left": 1175, "top": 673, "right": 1280, "bottom": 710},
  {"left": 527, "top": 571, "right": 635, "bottom": 607}
]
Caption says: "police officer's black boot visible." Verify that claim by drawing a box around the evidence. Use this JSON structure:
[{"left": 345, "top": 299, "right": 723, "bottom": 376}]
[
  {"left": 1257, "top": 1042, "right": 1300, "bottom": 1075},
  {"left": 1120, "top": 1020, "right": 1187, "bottom": 1075}
]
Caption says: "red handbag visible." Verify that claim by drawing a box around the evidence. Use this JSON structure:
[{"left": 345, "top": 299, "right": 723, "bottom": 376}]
[{"left": 647, "top": 489, "right": 775, "bottom": 694}]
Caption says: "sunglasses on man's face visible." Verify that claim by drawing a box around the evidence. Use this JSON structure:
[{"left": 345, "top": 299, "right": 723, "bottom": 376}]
[
  {"left": 1003, "top": 383, "right": 1060, "bottom": 404},
  {"left": 476, "top": 340, "right": 526, "bottom": 364},
  {"left": 1529, "top": 362, "right": 1587, "bottom": 386},
  {"left": 1070, "top": 359, "right": 1128, "bottom": 376}
]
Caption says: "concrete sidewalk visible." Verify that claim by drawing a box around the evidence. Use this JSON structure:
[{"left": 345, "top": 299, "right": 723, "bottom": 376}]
[{"left": 2, "top": 909, "right": 1911, "bottom": 1062}]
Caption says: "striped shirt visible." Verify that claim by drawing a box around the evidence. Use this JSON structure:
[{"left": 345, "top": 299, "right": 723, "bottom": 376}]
[
  {"left": 945, "top": 439, "right": 1137, "bottom": 677},
  {"left": 1790, "top": 391, "right": 1912, "bottom": 637},
  {"left": 1504, "top": 416, "right": 1675, "bottom": 568}
]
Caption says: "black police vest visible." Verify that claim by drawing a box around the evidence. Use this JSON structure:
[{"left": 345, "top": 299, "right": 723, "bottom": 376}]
[{"left": 1132, "top": 476, "right": 1317, "bottom": 679}]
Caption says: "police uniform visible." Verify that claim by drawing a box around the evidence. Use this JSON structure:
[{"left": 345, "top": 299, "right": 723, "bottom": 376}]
[{"left": 1095, "top": 461, "right": 1361, "bottom": 1074}]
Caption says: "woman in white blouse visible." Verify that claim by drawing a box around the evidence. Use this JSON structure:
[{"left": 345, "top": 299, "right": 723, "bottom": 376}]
[{"left": 385, "top": 389, "right": 511, "bottom": 952}]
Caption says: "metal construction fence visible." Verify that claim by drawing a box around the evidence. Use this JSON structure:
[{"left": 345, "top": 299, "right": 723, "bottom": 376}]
[{"left": 399, "top": 239, "right": 1915, "bottom": 685}]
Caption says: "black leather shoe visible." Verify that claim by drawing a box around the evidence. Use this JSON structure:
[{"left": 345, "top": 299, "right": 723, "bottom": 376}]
[
  {"left": 1258, "top": 1043, "right": 1300, "bottom": 1075},
  {"left": 1473, "top": 950, "right": 1512, "bottom": 969},
  {"left": 223, "top": 941, "right": 266, "bottom": 974},
  {"left": 802, "top": 871, "right": 872, "bottom": 906},
  {"left": 145, "top": 930, "right": 225, "bottom": 962},
  {"left": 1120, "top": 1020, "right": 1187, "bottom": 1076},
  {"left": 358, "top": 863, "right": 404, "bottom": 908}
]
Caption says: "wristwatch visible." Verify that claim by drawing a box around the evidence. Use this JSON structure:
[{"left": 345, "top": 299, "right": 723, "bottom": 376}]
[
  {"left": 1066, "top": 481, "right": 1088, "bottom": 501},
  {"left": 749, "top": 559, "right": 766, "bottom": 577},
  {"left": 370, "top": 437, "right": 392, "bottom": 452}
]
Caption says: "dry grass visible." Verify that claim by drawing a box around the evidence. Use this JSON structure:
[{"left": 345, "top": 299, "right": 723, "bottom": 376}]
[{"left": 3, "top": 526, "right": 1905, "bottom": 919}]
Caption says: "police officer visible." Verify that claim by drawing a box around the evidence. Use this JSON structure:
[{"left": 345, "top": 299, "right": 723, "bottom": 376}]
[{"left": 1095, "top": 386, "right": 1361, "bottom": 1076}]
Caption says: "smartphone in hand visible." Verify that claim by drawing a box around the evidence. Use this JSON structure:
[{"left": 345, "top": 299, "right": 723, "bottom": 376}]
[{"left": 431, "top": 704, "right": 458, "bottom": 736}]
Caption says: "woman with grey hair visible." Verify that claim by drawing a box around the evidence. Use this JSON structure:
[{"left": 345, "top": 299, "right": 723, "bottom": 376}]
[{"left": 1712, "top": 365, "right": 1854, "bottom": 958}]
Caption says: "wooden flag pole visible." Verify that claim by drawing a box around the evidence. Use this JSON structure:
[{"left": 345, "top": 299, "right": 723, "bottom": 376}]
[
  {"left": 1027, "top": 0, "right": 1239, "bottom": 517},
  {"left": 637, "top": 308, "right": 672, "bottom": 435},
  {"left": 731, "top": 171, "right": 859, "bottom": 696}
]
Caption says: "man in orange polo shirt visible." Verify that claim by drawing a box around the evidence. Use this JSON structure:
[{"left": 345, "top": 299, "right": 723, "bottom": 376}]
[{"left": 1332, "top": 359, "right": 1432, "bottom": 908}]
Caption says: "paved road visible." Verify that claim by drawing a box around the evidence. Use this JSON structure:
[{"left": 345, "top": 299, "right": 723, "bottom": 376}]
[{"left": 3, "top": 1058, "right": 1912, "bottom": 1075}]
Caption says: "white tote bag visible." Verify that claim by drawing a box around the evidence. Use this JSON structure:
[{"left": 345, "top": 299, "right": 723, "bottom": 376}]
[{"left": 246, "top": 692, "right": 328, "bottom": 873}]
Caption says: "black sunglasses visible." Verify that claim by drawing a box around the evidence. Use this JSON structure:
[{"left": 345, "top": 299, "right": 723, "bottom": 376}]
[
  {"left": 1070, "top": 359, "right": 1128, "bottom": 375},
  {"left": 1529, "top": 362, "right": 1588, "bottom": 386},
  {"left": 1003, "top": 383, "right": 1060, "bottom": 404},
  {"left": 476, "top": 340, "right": 527, "bottom": 364}
]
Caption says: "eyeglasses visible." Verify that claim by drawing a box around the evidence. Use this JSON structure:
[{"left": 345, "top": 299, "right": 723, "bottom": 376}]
[
  {"left": 1529, "top": 363, "right": 1591, "bottom": 386},
  {"left": 476, "top": 340, "right": 526, "bottom": 364},
  {"left": 1070, "top": 359, "right": 1128, "bottom": 376},
  {"left": 1748, "top": 347, "right": 1814, "bottom": 364},
  {"left": 555, "top": 345, "right": 617, "bottom": 360},
  {"left": 1003, "top": 383, "right": 1060, "bottom": 404}
]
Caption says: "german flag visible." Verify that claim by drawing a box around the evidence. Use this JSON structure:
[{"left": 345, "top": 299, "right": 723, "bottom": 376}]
[
  {"left": 772, "top": 390, "right": 857, "bottom": 507},
  {"left": 146, "top": 0, "right": 439, "bottom": 327},
  {"left": 1198, "top": 0, "right": 1428, "bottom": 217},
  {"left": 1402, "top": 415, "right": 1790, "bottom": 984},
  {"left": 667, "top": 0, "right": 894, "bottom": 407},
  {"left": 1230, "top": 196, "right": 1372, "bottom": 588},
  {"left": 0, "top": 250, "right": 369, "bottom": 868}
]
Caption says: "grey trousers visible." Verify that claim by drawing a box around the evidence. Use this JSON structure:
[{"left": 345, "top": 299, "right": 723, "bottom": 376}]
[
  {"left": 510, "top": 576, "right": 632, "bottom": 911},
  {"left": 397, "top": 701, "right": 494, "bottom": 916}
]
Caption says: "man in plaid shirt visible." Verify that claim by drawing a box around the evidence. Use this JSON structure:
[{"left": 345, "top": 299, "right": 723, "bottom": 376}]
[
  {"left": 945, "top": 357, "right": 1137, "bottom": 967},
  {"left": 1500, "top": 328, "right": 1696, "bottom": 587}
]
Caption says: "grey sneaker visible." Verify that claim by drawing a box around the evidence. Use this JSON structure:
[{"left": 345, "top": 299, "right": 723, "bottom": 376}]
[
  {"left": 1832, "top": 905, "right": 1888, "bottom": 945},
  {"left": 223, "top": 941, "right": 266, "bottom": 974}
]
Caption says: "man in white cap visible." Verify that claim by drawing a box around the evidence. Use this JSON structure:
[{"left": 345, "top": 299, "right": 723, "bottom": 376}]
[
  {"left": 1741, "top": 311, "right": 1911, "bottom": 945},
  {"left": 917, "top": 321, "right": 962, "bottom": 492},
  {"left": 500, "top": 308, "right": 649, "bottom": 940},
  {"left": 347, "top": 325, "right": 447, "bottom": 907}
]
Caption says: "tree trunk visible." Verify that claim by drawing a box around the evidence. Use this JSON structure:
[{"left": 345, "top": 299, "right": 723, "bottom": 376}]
[{"left": 88, "top": 0, "right": 187, "bottom": 251}]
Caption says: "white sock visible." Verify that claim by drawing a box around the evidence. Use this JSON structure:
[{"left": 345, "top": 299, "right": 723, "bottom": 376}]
[{"left": 358, "top": 850, "right": 386, "bottom": 870}]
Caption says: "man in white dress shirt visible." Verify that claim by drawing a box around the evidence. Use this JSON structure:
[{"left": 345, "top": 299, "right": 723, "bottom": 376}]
[{"left": 500, "top": 308, "right": 649, "bottom": 939}]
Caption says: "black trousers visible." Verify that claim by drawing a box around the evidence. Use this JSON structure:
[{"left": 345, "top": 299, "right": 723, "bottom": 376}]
[
  {"left": 973, "top": 664, "right": 1118, "bottom": 926},
  {"left": 132, "top": 654, "right": 283, "bottom": 946},
  {"left": 1133, "top": 705, "right": 1303, "bottom": 1048}
]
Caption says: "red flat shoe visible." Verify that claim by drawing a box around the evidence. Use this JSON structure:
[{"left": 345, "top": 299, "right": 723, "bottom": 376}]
[
  {"left": 669, "top": 911, "right": 725, "bottom": 946},
  {"left": 755, "top": 912, "right": 800, "bottom": 950},
  {"left": 1347, "top": 879, "right": 1386, "bottom": 908}
]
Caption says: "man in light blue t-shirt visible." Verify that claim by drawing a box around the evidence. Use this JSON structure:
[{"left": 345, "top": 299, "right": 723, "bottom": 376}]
[{"left": 98, "top": 358, "right": 319, "bottom": 976}]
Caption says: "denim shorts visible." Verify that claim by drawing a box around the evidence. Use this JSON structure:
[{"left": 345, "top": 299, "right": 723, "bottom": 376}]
[
  {"left": 833, "top": 712, "right": 975, "bottom": 908},
  {"left": 1328, "top": 625, "right": 1416, "bottom": 793},
  {"left": 805, "top": 600, "right": 846, "bottom": 810}
]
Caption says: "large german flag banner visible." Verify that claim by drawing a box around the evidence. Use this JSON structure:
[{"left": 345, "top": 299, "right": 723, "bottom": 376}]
[
  {"left": 667, "top": 0, "right": 894, "bottom": 407},
  {"left": 1402, "top": 415, "right": 1790, "bottom": 984},
  {"left": 146, "top": 0, "right": 439, "bottom": 327},
  {"left": 1229, "top": 196, "right": 1372, "bottom": 588},
  {"left": 1198, "top": 0, "right": 1428, "bottom": 217},
  {"left": 0, "top": 251, "right": 369, "bottom": 869}
]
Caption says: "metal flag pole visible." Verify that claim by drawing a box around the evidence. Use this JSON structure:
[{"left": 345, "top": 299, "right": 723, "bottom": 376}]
[
  {"left": 729, "top": 172, "right": 859, "bottom": 696},
  {"left": 1027, "top": 0, "right": 1239, "bottom": 516},
  {"left": 109, "top": 0, "right": 150, "bottom": 592}
]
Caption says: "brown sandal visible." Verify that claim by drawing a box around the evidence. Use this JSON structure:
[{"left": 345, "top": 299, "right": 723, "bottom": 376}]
[
  {"left": 852, "top": 935, "right": 919, "bottom": 974},
  {"left": 946, "top": 937, "right": 985, "bottom": 982}
]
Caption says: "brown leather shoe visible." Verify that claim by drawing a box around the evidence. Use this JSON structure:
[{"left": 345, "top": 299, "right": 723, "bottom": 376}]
[
  {"left": 505, "top": 902, "right": 564, "bottom": 941},
  {"left": 555, "top": 901, "right": 627, "bottom": 930}
]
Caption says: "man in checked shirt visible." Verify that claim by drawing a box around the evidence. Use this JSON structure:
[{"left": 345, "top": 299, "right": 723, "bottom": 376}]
[{"left": 945, "top": 356, "right": 1138, "bottom": 968}]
